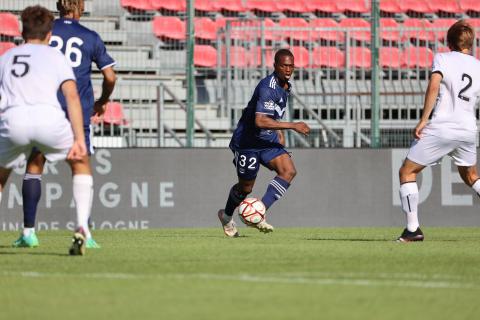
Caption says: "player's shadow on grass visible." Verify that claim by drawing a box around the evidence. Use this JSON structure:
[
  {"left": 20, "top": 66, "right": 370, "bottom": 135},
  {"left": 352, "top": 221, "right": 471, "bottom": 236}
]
[
  {"left": 306, "top": 238, "right": 390, "bottom": 242},
  {"left": 0, "top": 247, "right": 69, "bottom": 256}
]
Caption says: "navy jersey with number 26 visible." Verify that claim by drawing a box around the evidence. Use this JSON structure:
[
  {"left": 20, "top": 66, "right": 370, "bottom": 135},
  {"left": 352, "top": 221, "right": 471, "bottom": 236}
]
[
  {"left": 230, "top": 72, "right": 291, "bottom": 149},
  {"left": 50, "top": 18, "right": 115, "bottom": 126}
]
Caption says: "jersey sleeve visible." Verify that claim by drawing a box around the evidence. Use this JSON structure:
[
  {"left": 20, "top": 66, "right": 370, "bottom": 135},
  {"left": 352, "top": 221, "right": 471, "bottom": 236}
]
[
  {"left": 255, "top": 86, "right": 276, "bottom": 116},
  {"left": 431, "top": 53, "right": 444, "bottom": 77},
  {"left": 92, "top": 32, "right": 115, "bottom": 70}
]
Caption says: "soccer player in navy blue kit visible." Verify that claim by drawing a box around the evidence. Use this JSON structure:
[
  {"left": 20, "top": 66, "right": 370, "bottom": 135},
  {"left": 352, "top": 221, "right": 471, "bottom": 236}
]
[
  {"left": 218, "top": 49, "right": 310, "bottom": 237},
  {"left": 13, "top": 0, "right": 116, "bottom": 250}
]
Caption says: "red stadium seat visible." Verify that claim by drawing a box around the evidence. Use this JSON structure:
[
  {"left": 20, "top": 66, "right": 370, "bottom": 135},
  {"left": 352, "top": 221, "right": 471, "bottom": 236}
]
[
  {"left": 279, "top": 18, "right": 310, "bottom": 42},
  {"left": 305, "top": 0, "right": 339, "bottom": 14},
  {"left": 429, "top": 0, "right": 462, "bottom": 14},
  {"left": 311, "top": 46, "right": 345, "bottom": 68},
  {"left": 195, "top": 18, "right": 217, "bottom": 41},
  {"left": 348, "top": 47, "right": 371, "bottom": 68},
  {"left": 194, "top": 45, "right": 217, "bottom": 68},
  {"left": 195, "top": 0, "right": 216, "bottom": 12},
  {"left": 379, "top": 47, "right": 402, "bottom": 68},
  {"left": 435, "top": 45, "right": 450, "bottom": 53},
  {"left": 215, "top": 0, "right": 246, "bottom": 13},
  {"left": 153, "top": 17, "right": 185, "bottom": 41},
  {"left": 103, "top": 102, "right": 128, "bottom": 126},
  {"left": 0, "top": 42, "right": 15, "bottom": 56},
  {"left": 310, "top": 18, "right": 344, "bottom": 42},
  {"left": 276, "top": 0, "right": 310, "bottom": 14},
  {"left": 151, "top": 0, "right": 186, "bottom": 12},
  {"left": 399, "top": 0, "right": 433, "bottom": 14},
  {"left": 458, "top": 0, "right": 479, "bottom": 13},
  {"left": 380, "top": 0, "right": 404, "bottom": 14},
  {"left": 215, "top": 18, "right": 249, "bottom": 40},
  {"left": 249, "top": 47, "right": 274, "bottom": 67},
  {"left": 120, "top": 0, "right": 155, "bottom": 11},
  {"left": 402, "top": 46, "right": 434, "bottom": 68},
  {"left": 245, "top": 0, "right": 278, "bottom": 13},
  {"left": 380, "top": 18, "right": 400, "bottom": 42},
  {"left": 402, "top": 18, "right": 435, "bottom": 42},
  {"left": 466, "top": 19, "right": 480, "bottom": 29},
  {"left": 0, "top": 13, "right": 21, "bottom": 37},
  {"left": 339, "top": 18, "right": 371, "bottom": 42},
  {"left": 475, "top": 47, "right": 480, "bottom": 60},
  {"left": 336, "top": 0, "right": 371, "bottom": 14},
  {"left": 430, "top": 19, "right": 457, "bottom": 41},
  {"left": 222, "top": 46, "right": 249, "bottom": 67},
  {"left": 290, "top": 46, "right": 310, "bottom": 68}
]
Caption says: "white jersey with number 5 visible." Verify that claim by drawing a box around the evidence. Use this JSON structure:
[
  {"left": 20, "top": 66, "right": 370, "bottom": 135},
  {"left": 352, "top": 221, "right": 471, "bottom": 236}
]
[
  {"left": 423, "top": 51, "right": 480, "bottom": 142},
  {"left": 0, "top": 43, "right": 75, "bottom": 111}
]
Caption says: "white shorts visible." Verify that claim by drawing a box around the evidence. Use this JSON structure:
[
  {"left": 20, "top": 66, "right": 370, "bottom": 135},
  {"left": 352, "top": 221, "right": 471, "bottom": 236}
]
[
  {"left": 407, "top": 134, "right": 477, "bottom": 167},
  {"left": 0, "top": 105, "right": 73, "bottom": 169}
]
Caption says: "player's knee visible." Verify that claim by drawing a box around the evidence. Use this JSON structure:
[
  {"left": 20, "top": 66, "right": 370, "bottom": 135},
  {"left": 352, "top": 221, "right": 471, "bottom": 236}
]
[{"left": 281, "top": 168, "right": 296, "bottom": 182}]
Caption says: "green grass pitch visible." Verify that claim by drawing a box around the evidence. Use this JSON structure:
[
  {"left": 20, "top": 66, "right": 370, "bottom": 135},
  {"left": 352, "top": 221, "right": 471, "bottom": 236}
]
[{"left": 1, "top": 227, "right": 480, "bottom": 320}]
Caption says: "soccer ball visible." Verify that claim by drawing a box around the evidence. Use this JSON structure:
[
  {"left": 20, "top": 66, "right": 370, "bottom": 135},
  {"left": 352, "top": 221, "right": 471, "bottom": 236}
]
[{"left": 238, "top": 198, "right": 266, "bottom": 226}]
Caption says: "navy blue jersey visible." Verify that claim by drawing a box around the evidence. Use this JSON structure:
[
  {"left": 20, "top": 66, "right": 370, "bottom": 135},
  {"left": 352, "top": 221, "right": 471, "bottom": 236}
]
[
  {"left": 230, "top": 73, "right": 291, "bottom": 149},
  {"left": 50, "top": 18, "right": 115, "bottom": 126}
]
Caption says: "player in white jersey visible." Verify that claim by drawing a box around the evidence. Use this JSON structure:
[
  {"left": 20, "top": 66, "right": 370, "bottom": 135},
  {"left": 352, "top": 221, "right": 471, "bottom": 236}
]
[
  {"left": 397, "top": 20, "right": 480, "bottom": 242},
  {"left": 0, "top": 5, "right": 88, "bottom": 255}
]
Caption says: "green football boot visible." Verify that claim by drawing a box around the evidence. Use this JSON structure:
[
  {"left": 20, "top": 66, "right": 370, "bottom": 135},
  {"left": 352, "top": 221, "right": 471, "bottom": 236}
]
[
  {"left": 86, "top": 237, "right": 101, "bottom": 249},
  {"left": 12, "top": 232, "right": 39, "bottom": 248}
]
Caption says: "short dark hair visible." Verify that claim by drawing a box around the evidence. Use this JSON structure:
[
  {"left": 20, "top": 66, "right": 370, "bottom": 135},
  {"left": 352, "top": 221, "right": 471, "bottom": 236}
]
[
  {"left": 274, "top": 49, "right": 294, "bottom": 65},
  {"left": 21, "top": 5, "right": 54, "bottom": 41},
  {"left": 447, "top": 20, "right": 474, "bottom": 51}
]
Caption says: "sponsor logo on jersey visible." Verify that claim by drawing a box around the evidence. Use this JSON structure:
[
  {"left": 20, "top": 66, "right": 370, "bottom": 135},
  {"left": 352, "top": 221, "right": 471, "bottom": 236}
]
[{"left": 264, "top": 100, "right": 275, "bottom": 110}]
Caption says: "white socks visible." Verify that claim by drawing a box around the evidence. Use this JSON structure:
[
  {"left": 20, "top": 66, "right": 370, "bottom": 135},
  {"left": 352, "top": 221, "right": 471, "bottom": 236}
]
[
  {"left": 399, "top": 182, "right": 420, "bottom": 232},
  {"left": 73, "top": 174, "right": 93, "bottom": 238}
]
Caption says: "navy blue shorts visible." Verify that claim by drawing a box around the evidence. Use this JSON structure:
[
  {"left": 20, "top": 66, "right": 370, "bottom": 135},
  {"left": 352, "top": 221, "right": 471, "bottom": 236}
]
[{"left": 231, "top": 147, "right": 288, "bottom": 180}]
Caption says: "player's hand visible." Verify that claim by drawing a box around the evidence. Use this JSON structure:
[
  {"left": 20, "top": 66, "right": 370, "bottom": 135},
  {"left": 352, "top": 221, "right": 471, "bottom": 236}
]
[
  {"left": 414, "top": 120, "right": 427, "bottom": 139},
  {"left": 91, "top": 100, "right": 107, "bottom": 124},
  {"left": 67, "top": 140, "right": 87, "bottom": 161},
  {"left": 293, "top": 122, "right": 310, "bottom": 136}
]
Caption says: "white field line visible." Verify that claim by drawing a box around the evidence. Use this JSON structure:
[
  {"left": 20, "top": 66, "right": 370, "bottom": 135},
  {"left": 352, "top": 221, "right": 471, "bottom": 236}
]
[{"left": 1, "top": 270, "right": 478, "bottom": 290}]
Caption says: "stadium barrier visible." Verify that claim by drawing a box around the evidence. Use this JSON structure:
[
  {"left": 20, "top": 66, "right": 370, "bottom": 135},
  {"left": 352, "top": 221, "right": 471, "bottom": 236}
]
[{"left": 1, "top": 149, "right": 479, "bottom": 230}]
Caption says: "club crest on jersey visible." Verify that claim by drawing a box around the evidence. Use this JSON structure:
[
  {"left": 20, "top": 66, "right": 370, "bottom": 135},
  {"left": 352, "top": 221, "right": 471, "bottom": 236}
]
[
  {"left": 275, "top": 105, "right": 286, "bottom": 117},
  {"left": 264, "top": 100, "right": 275, "bottom": 110}
]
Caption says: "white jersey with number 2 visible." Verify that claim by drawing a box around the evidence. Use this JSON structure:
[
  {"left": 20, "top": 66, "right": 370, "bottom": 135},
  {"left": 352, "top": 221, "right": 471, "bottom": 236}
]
[{"left": 423, "top": 51, "right": 480, "bottom": 143}]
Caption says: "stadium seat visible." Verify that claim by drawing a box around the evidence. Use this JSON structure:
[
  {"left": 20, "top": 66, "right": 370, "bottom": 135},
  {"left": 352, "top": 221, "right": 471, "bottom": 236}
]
[
  {"left": 0, "top": 42, "right": 15, "bottom": 56},
  {"left": 348, "top": 47, "right": 371, "bottom": 68},
  {"left": 245, "top": 0, "right": 278, "bottom": 14},
  {"left": 153, "top": 16, "right": 186, "bottom": 41},
  {"left": 310, "top": 18, "right": 344, "bottom": 42},
  {"left": 380, "top": 0, "right": 404, "bottom": 14},
  {"left": 466, "top": 19, "right": 480, "bottom": 29},
  {"left": 476, "top": 47, "right": 480, "bottom": 60},
  {"left": 402, "top": 46, "right": 434, "bottom": 68},
  {"left": 103, "top": 102, "right": 128, "bottom": 126},
  {"left": 380, "top": 18, "right": 400, "bottom": 42},
  {"left": 151, "top": 0, "right": 186, "bottom": 12},
  {"left": 429, "top": 0, "right": 462, "bottom": 15},
  {"left": 402, "top": 18, "right": 435, "bottom": 42},
  {"left": 249, "top": 47, "right": 274, "bottom": 67},
  {"left": 195, "top": 18, "right": 217, "bottom": 41},
  {"left": 305, "top": 0, "right": 339, "bottom": 14},
  {"left": 120, "top": 0, "right": 155, "bottom": 11},
  {"left": 195, "top": 0, "right": 216, "bottom": 12},
  {"left": 215, "top": 18, "right": 249, "bottom": 40},
  {"left": 459, "top": 0, "right": 479, "bottom": 14},
  {"left": 215, "top": 0, "right": 246, "bottom": 13},
  {"left": 279, "top": 18, "right": 310, "bottom": 42},
  {"left": 311, "top": 46, "right": 345, "bottom": 68},
  {"left": 222, "top": 46, "right": 249, "bottom": 67},
  {"left": 430, "top": 19, "right": 457, "bottom": 41},
  {"left": 0, "top": 13, "right": 20, "bottom": 37},
  {"left": 336, "top": 0, "right": 371, "bottom": 15},
  {"left": 379, "top": 47, "right": 402, "bottom": 68},
  {"left": 194, "top": 45, "right": 217, "bottom": 68},
  {"left": 399, "top": 0, "right": 432, "bottom": 14},
  {"left": 435, "top": 45, "right": 450, "bottom": 53},
  {"left": 276, "top": 0, "right": 310, "bottom": 14},
  {"left": 339, "top": 18, "right": 371, "bottom": 42},
  {"left": 290, "top": 46, "right": 310, "bottom": 68}
]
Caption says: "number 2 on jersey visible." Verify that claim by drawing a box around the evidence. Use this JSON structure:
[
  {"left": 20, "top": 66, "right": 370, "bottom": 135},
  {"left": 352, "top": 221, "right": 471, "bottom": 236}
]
[
  {"left": 50, "top": 35, "right": 83, "bottom": 68},
  {"left": 458, "top": 73, "right": 472, "bottom": 102}
]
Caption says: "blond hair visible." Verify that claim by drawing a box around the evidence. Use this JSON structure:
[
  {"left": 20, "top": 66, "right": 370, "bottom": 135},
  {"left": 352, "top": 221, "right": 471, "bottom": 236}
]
[
  {"left": 57, "top": 0, "right": 84, "bottom": 16},
  {"left": 447, "top": 20, "right": 475, "bottom": 52}
]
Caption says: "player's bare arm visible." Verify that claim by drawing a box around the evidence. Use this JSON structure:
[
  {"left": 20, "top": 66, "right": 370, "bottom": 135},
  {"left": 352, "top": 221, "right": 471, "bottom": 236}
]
[
  {"left": 92, "top": 66, "right": 116, "bottom": 119},
  {"left": 415, "top": 73, "right": 442, "bottom": 139},
  {"left": 61, "top": 79, "right": 86, "bottom": 160},
  {"left": 255, "top": 113, "right": 310, "bottom": 136}
]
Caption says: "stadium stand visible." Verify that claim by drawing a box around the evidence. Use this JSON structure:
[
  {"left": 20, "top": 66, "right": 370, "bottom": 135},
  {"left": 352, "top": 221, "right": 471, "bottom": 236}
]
[
  {"left": 305, "top": 0, "right": 338, "bottom": 16},
  {"left": 339, "top": 18, "right": 371, "bottom": 42},
  {"left": 195, "top": 18, "right": 217, "bottom": 41},
  {"left": 379, "top": 0, "right": 404, "bottom": 15},
  {"left": 379, "top": 47, "right": 402, "bottom": 68},
  {"left": 401, "top": 46, "right": 434, "bottom": 68},
  {"left": 348, "top": 47, "right": 371, "bottom": 68},
  {"left": 336, "top": 0, "right": 371, "bottom": 16},
  {"left": 430, "top": 0, "right": 462, "bottom": 16},
  {"left": 245, "top": 0, "right": 278, "bottom": 15},
  {"left": 103, "top": 102, "right": 129, "bottom": 126},
  {"left": 380, "top": 18, "right": 400, "bottom": 42},
  {"left": 310, "top": 18, "right": 344, "bottom": 42},
  {"left": 0, "top": 41, "right": 15, "bottom": 55},
  {"left": 0, "top": 12, "right": 21, "bottom": 38},
  {"left": 279, "top": 18, "right": 310, "bottom": 42},
  {"left": 194, "top": 45, "right": 217, "bottom": 67},
  {"left": 276, "top": 0, "right": 310, "bottom": 15},
  {"left": 153, "top": 16, "right": 186, "bottom": 41},
  {"left": 216, "top": 0, "right": 246, "bottom": 15},
  {"left": 120, "top": 0, "right": 155, "bottom": 12},
  {"left": 402, "top": 18, "right": 435, "bottom": 42},
  {"left": 431, "top": 19, "right": 458, "bottom": 41},
  {"left": 311, "top": 46, "right": 345, "bottom": 68},
  {"left": 152, "top": 0, "right": 187, "bottom": 13}
]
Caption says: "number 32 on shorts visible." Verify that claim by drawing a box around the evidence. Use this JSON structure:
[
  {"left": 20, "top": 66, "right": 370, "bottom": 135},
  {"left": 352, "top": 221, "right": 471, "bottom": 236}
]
[{"left": 235, "top": 151, "right": 259, "bottom": 177}]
